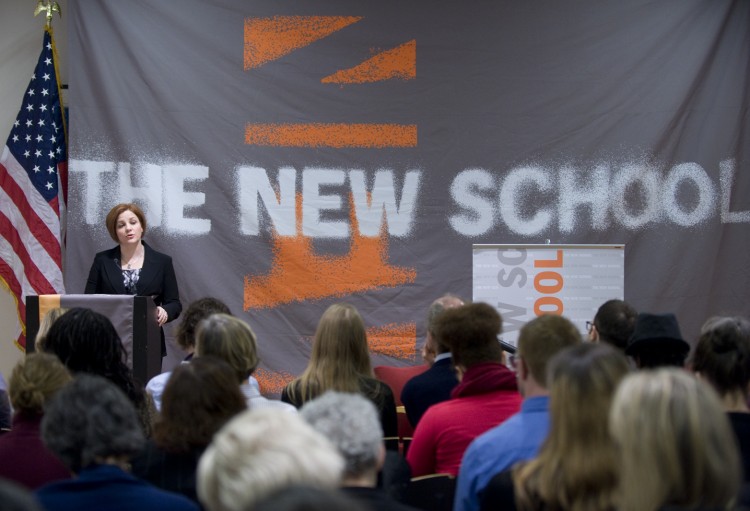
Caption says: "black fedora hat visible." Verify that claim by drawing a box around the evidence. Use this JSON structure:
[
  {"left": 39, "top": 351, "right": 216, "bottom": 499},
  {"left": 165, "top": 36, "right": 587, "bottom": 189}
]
[{"left": 625, "top": 312, "right": 689, "bottom": 357}]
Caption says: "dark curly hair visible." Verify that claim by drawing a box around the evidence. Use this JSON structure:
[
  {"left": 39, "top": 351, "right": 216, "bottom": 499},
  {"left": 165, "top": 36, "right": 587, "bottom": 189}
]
[{"left": 41, "top": 308, "right": 144, "bottom": 408}]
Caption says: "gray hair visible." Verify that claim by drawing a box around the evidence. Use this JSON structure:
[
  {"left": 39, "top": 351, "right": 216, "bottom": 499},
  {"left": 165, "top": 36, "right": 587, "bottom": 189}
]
[
  {"left": 41, "top": 374, "right": 144, "bottom": 473},
  {"left": 197, "top": 408, "right": 344, "bottom": 511},
  {"left": 300, "top": 391, "right": 383, "bottom": 478}
]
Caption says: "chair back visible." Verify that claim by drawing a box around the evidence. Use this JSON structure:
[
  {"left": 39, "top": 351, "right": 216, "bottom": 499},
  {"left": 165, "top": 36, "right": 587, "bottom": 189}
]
[{"left": 404, "top": 473, "right": 456, "bottom": 511}]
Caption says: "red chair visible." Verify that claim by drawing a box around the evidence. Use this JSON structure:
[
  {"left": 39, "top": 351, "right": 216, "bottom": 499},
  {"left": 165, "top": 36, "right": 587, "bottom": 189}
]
[{"left": 374, "top": 364, "right": 429, "bottom": 442}]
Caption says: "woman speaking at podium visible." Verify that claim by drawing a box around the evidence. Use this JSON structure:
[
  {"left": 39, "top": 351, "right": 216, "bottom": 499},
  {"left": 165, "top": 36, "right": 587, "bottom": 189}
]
[{"left": 85, "top": 203, "right": 182, "bottom": 358}]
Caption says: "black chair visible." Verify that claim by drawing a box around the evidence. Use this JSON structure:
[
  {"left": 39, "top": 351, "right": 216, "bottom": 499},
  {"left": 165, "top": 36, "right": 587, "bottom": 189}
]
[{"left": 403, "top": 473, "right": 456, "bottom": 511}]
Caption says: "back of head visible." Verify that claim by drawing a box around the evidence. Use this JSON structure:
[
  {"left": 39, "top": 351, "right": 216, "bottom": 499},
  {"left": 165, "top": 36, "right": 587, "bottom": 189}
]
[
  {"left": 426, "top": 294, "right": 465, "bottom": 353},
  {"left": 515, "top": 343, "right": 629, "bottom": 511},
  {"left": 291, "top": 304, "right": 372, "bottom": 401},
  {"left": 609, "top": 369, "right": 740, "bottom": 511},
  {"left": 197, "top": 408, "right": 344, "bottom": 511},
  {"left": 175, "top": 297, "right": 231, "bottom": 351},
  {"left": 593, "top": 299, "right": 637, "bottom": 351},
  {"left": 34, "top": 307, "right": 67, "bottom": 352},
  {"left": 41, "top": 374, "right": 144, "bottom": 474},
  {"left": 517, "top": 315, "right": 582, "bottom": 388},
  {"left": 433, "top": 302, "right": 503, "bottom": 369},
  {"left": 311, "top": 303, "right": 371, "bottom": 376},
  {"left": 9, "top": 353, "right": 71, "bottom": 415},
  {"left": 546, "top": 343, "right": 630, "bottom": 448},
  {"left": 300, "top": 391, "right": 383, "bottom": 481},
  {"left": 625, "top": 312, "right": 689, "bottom": 369},
  {"left": 195, "top": 313, "right": 259, "bottom": 383},
  {"left": 154, "top": 356, "right": 247, "bottom": 452},
  {"left": 692, "top": 316, "right": 750, "bottom": 399}
]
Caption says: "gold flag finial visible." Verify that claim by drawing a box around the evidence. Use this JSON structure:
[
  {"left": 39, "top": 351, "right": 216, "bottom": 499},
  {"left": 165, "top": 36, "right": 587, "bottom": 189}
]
[{"left": 34, "top": 0, "right": 61, "bottom": 29}]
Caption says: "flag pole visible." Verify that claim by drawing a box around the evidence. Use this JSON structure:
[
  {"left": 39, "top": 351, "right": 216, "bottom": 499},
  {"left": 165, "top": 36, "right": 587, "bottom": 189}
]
[{"left": 33, "top": 0, "right": 61, "bottom": 29}]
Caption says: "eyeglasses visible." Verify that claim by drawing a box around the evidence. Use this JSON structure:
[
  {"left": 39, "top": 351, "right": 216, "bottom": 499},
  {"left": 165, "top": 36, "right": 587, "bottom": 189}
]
[{"left": 586, "top": 320, "right": 594, "bottom": 333}]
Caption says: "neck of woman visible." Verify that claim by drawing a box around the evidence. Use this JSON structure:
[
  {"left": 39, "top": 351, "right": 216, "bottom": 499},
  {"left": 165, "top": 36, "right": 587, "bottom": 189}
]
[{"left": 119, "top": 243, "right": 143, "bottom": 265}]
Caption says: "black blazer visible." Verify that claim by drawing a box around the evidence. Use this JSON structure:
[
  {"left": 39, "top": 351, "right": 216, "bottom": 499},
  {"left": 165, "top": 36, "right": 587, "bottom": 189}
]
[{"left": 85, "top": 242, "right": 182, "bottom": 355}]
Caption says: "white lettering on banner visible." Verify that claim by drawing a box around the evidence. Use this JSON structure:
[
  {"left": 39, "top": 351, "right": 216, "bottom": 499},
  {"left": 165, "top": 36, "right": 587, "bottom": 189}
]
[
  {"left": 118, "top": 162, "right": 163, "bottom": 227},
  {"left": 162, "top": 164, "right": 211, "bottom": 234},
  {"left": 70, "top": 160, "right": 210, "bottom": 232},
  {"left": 350, "top": 169, "right": 421, "bottom": 237},
  {"left": 559, "top": 164, "right": 609, "bottom": 233},
  {"left": 69, "top": 158, "right": 746, "bottom": 237},
  {"left": 499, "top": 166, "right": 553, "bottom": 236},
  {"left": 450, "top": 159, "right": 741, "bottom": 236},
  {"left": 237, "top": 166, "right": 422, "bottom": 238},
  {"left": 720, "top": 159, "right": 750, "bottom": 223},
  {"left": 609, "top": 164, "right": 660, "bottom": 229},
  {"left": 449, "top": 168, "right": 495, "bottom": 236},
  {"left": 237, "top": 166, "right": 296, "bottom": 236}
]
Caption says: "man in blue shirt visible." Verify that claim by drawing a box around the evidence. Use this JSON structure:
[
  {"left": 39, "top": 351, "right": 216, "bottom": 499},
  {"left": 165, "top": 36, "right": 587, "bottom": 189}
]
[{"left": 453, "top": 315, "right": 582, "bottom": 511}]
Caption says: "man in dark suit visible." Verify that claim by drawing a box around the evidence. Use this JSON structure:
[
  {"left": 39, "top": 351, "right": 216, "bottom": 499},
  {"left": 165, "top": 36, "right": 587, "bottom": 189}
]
[{"left": 400, "top": 294, "right": 464, "bottom": 428}]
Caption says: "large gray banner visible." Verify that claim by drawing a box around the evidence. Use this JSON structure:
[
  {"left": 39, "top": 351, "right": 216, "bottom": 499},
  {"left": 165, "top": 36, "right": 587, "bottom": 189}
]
[{"left": 66, "top": 0, "right": 749, "bottom": 392}]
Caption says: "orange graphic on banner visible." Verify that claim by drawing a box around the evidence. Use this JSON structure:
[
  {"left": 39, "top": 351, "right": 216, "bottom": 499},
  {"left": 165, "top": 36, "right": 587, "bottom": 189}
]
[
  {"left": 254, "top": 367, "right": 296, "bottom": 395},
  {"left": 245, "top": 123, "right": 417, "bottom": 148},
  {"left": 367, "top": 322, "right": 417, "bottom": 361},
  {"left": 322, "top": 40, "right": 416, "bottom": 84},
  {"left": 244, "top": 193, "right": 417, "bottom": 309},
  {"left": 244, "top": 16, "right": 361, "bottom": 69}
]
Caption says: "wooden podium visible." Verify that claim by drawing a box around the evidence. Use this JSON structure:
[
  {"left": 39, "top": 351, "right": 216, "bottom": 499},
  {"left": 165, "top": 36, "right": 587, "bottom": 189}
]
[{"left": 26, "top": 294, "right": 162, "bottom": 383}]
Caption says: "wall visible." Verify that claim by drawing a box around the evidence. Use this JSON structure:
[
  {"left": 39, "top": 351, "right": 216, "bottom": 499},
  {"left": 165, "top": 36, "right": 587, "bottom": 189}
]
[{"left": 0, "top": 0, "right": 68, "bottom": 382}]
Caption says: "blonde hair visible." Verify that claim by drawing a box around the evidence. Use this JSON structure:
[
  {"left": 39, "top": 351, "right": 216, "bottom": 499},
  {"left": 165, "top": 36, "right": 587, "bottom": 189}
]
[
  {"left": 610, "top": 369, "right": 740, "bottom": 511},
  {"left": 286, "top": 303, "right": 372, "bottom": 404},
  {"left": 9, "top": 353, "right": 72, "bottom": 414},
  {"left": 197, "top": 408, "right": 344, "bottom": 511},
  {"left": 514, "top": 343, "right": 629, "bottom": 511},
  {"left": 195, "top": 314, "right": 259, "bottom": 383},
  {"left": 34, "top": 307, "right": 68, "bottom": 352}
]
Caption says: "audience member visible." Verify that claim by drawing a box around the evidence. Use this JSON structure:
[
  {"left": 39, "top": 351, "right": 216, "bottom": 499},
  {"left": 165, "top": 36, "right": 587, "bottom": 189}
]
[
  {"left": 480, "top": 343, "right": 629, "bottom": 511},
  {"left": 38, "top": 307, "right": 156, "bottom": 435},
  {"left": 0, "top": 479, "right": 43, "bottom": 511},
  {"left": 454, "top": 314, "right": 582, "bottom": 511},
  {"left": 406, "top": 302, "right": 522, "bottom": 477},
  {"left": 146, "top": 297, "right": 254, "bottom": 411},
  {"left": 282, "top": 303, "right": 397, "bottom": 437},
  {"left": 34, "top": 307, "right": 67, "bottom": 352},
  {"left": 197, "top": 408, "right": 344, "bottom": 511},
  {"left": 610, "top": 369, "right": 740, "bottom": 511},
  {"left": 692, "top": 316, "right": 750, "bottom": 481},
  {"left": 0, "top": 371, "right": 10, "bottom": 431},
  {"left": 0, "top": 353, "right": 72, "bottom": 489},
  {"left": 301, "top": 391, "right": 419, "bottom": 511},
  {"left": 252, "top": 485, "right": 366, "bottom": 511},
  {"left": 36, "top": 374, "right": 199, "bottom": 511},
  {"left": 588, "top": 299, "right": 637, "bottom": 351},
  {"left": 625, "top": 312, "right": 689, "bottom": 368},
  {"left": 131, "top": 356, "right": 247, "bottom": 502},
  {"left": 401, "top": 294, "right": 463, "bottom": 427},
  {"left": 195, "top": 313, "right": 295, "bottom": 412}
]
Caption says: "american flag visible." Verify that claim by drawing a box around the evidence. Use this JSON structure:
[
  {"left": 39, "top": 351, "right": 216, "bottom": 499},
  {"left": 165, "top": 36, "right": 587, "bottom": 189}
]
[{"left": 0, "top": 28, "right": 67, "bottom": 349}]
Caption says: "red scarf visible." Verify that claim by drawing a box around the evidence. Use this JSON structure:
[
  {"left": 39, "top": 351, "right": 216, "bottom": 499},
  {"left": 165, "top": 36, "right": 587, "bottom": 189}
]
[{"left": 451, "top": 361, "right": 518, "bottom": 399}]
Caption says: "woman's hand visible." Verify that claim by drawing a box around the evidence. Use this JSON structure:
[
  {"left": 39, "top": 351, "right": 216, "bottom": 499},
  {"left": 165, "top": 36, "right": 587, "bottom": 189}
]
[{"left": 156, "top": 306, "right": 168, "bottom": 326}]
